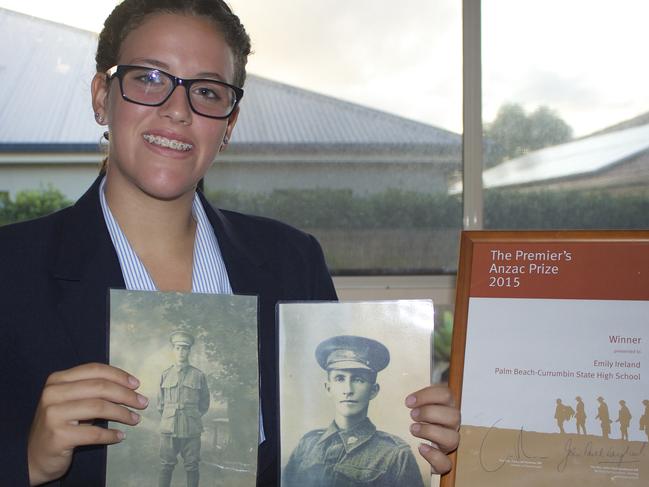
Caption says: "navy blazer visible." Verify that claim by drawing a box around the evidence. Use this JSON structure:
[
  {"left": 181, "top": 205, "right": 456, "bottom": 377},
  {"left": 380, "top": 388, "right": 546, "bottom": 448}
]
[{"left": 0, "top": 177, "right": 337, "bottom": 486}]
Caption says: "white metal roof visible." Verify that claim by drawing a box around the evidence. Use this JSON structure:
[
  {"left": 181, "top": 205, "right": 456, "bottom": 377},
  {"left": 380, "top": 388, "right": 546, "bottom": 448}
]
[
  {"left": 0, "top": 8, "right": 460, "bottom": 152},
  {"left": 449, "top": 123, "right": 649, "bottom": 193},
  {"left": 483, "top": 123, "right": 649, "bottom": 188}
]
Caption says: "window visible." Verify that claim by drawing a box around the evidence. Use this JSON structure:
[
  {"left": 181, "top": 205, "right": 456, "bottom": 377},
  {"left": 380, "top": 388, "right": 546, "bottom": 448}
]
[
  {"left": 3, "top": 0, "right": 647, "bottom": 282},
  {"left": 481, "top": 0, "right": 649, "bottom": 231},
  {"left": 209, "top": 0, "right": 463, "bottom": 275}
]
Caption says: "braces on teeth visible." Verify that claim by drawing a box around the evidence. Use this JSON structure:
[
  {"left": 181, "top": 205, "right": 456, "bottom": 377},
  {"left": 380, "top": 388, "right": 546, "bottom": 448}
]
[{"left": 143, "top": 134, "right": 193, "bottom": 151}]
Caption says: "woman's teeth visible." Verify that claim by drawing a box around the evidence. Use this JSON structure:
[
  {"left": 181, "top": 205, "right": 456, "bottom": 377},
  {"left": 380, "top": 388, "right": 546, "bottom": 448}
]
[{"left": 143, "top": 134, "right": 193, "bottom": 151}]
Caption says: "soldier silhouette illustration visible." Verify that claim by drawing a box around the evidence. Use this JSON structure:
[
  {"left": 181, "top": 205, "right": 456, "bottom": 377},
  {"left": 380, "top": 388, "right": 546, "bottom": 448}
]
[
  {"left": 282, "top": 335, "right": 424, "bottom": 487},
  {"left": 554, "top": 399, "right": 574, "bottom": 434},
  {"left": 575, "top": 396, "right": 587, "bottom": 435},
  {"left": 615, "top": 400, "right": 632, "bottom": 441},
  {"left": 640, "top": 399, "right": 649, "bottom": 441},
  {"left": 595, "top": 396, "right": 611, "bottom": 439},
  {"left": 157, "top": 331, "right": 210, "bottom": 487}
]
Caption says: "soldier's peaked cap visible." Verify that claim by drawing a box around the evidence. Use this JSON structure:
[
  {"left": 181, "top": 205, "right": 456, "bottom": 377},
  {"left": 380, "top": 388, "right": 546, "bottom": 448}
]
[
  {"left": 169, "top": 330, "right": 195, "bottom": 347},
  {"left": 316, "top": 335, "right": 390, "bottom": 372}
]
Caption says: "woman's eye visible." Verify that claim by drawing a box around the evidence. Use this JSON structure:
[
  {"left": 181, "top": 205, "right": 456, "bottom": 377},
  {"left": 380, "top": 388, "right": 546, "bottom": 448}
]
[
  {"left": 194, "top": 87, "right": 221, "bottom": 101},
  {"left": 134, "top": 71, "right": 164, "bottom": 84}
]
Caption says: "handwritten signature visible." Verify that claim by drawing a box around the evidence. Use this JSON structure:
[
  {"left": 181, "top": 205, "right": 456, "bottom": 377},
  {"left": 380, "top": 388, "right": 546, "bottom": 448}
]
[
  {"left": 479, "top": 419, "right": 549, "bottom": 472},
  {"left": 558, "top": 438, "right": 646, "bottom": 472}
]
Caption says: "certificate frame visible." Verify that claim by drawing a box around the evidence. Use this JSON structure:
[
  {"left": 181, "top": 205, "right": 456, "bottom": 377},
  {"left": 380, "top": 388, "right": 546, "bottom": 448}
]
[{"left": 443, "top": 230, "right": 649, "bottom": 487}]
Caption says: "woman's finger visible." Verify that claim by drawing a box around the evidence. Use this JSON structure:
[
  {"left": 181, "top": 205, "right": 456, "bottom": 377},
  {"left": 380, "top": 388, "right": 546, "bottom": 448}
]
[
  {"left": 410, "top": 404, "right": 461, "bottom": 430},
  {"left": 417, "top": 443, "right": 454, "bottom": 475},
  {"left": 41, "top": 378, "right": 149, "bottom": 411},
  {"left": 58, "top": 423, "right": 127, "bottom": 449},
  {"left": 405, "top": 384, "right": 455, "bottom": 409},
  {"left": 410, "top": 422, "right": 460, "bottom": 453},
  {"left": 48, "top": 399, "right": 142, "bottom": 427},
  {"left": 46, "top": 362, "right": 140, "bottom": 390}
]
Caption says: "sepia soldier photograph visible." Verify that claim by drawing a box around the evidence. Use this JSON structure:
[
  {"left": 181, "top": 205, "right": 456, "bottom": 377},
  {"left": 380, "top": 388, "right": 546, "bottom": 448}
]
[
  {"left": 106, "top": 291, "right": 259, "bottom": 486},
  {"left": 158, "top": 330, "right": 210, "bottom": 487},
  {"left": 282, "top": 335, "right": 425, "bottom": 487}
]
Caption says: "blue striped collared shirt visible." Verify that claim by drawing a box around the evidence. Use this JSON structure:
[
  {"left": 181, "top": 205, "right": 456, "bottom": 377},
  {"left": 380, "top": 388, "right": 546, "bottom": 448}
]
[{"left": 99, "top": 176, "right": 232, "bottom": 294}]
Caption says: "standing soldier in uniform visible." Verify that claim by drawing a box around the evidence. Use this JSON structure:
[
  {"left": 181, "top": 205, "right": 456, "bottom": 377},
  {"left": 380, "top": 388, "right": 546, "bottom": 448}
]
[
  {"left": 640, "top": 399, "right": 649, "bottom": 441},
  {"left": 615, "top": 400, "right": 632, "bottom": 441},
  {"left": 595, "top": 396, "right": 611, "bottom": 439},
  {"left": 282, "top": 335, "right": 425, "bottom": 487},
  {"left": 554, "top": 399, "right": 574, "bottom": 434},
  {"left": 158, "top": 330, "right": 210, "bottom": 487}
]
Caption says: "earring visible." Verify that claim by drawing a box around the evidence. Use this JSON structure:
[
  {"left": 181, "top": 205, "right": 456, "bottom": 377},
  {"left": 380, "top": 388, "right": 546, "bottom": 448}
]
[
  {"left": 103, "top": 131, "right": 110, "bottom": 141},
  {"left": 223, "top": 136, "right": 229, "bottom": 145},
  {"left": 95, "top": 112, "right": 104, "bottom": 124}
]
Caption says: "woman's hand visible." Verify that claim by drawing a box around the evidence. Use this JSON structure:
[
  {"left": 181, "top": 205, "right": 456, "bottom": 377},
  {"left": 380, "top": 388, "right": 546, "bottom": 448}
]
[
  {"left": 27, "top": 363, "right": 148, "bottom": 486},
  {"left": 405, "top": 384, "right": 460, "bottom": 475}
]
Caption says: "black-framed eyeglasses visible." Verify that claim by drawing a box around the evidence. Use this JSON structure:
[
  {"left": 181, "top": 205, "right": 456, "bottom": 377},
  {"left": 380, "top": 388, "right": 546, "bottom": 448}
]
[{"left": 106, "top": 65, "right": 244, "bottom": 119}]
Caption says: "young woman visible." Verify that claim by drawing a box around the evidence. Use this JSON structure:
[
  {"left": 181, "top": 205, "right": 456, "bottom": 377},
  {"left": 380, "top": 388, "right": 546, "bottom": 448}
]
[{"left": 0, "top": 1, "right": 460, "bottom": 485}]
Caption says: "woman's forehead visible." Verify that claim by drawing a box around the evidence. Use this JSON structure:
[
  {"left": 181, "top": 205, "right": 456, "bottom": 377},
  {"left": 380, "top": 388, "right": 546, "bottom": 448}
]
[{"left": 118, "top": 12, "right": 235, "bottom": 80}]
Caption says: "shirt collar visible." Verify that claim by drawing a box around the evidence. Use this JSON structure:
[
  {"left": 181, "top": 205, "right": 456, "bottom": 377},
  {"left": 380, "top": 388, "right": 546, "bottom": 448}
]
[
  {"left": 318, "top": 418, "right": 377, "bottom": 453},
  {"left": 98, "top": 176, "right": 231, "bottom": 294}
]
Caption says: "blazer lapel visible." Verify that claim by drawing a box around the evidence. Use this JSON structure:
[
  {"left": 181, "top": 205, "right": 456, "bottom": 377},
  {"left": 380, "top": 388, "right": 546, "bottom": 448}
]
[
  {"left": 199, "top": 193, "right": 274, "bottom": 297},
  {"left": 51, "top": 177, "right": 125, "bottom": 366}
]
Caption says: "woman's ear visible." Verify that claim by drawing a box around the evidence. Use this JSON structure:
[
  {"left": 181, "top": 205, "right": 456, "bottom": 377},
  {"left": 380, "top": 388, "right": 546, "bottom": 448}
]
[
  {"left": 219, "top": 106, "right": 240, "bottom": 152},
  {"left": 91, "top": 72, "right": 110, "bottom": 124}
]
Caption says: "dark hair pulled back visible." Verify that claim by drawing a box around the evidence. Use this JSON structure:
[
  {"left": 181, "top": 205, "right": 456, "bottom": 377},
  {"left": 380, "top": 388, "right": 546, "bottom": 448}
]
[{"left": 96, "top": 0, "right": 251, "bottom": 87}]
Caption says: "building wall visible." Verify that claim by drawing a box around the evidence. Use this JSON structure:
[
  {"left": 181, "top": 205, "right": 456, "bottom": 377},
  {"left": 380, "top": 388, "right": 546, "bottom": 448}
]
[
  {"left": 205, "top": 160, "right": 456, "bottom": 195},
  {"left": 0, "top": 162, "right": 101, "bottom": 200},
  {"left": 0, "top": 149, "right": 459, "bottom": 200}
]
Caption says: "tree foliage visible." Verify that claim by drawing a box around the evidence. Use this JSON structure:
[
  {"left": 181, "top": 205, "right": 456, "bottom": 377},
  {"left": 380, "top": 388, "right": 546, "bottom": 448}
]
[
  {"left": 0, "top": 186, "right": 71, "bottom": 226},
  {"left": 484, "top": 103, "right": 573, "bottom": 167}
]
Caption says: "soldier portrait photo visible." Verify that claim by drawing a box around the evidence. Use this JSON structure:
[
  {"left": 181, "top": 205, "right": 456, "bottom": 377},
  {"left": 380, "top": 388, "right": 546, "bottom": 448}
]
[
  {"left": 278, "top": 301, "right": 434, "bottom": 487},
  {"left": 107, "top": 290, "right": 259, "bottom": 487}
]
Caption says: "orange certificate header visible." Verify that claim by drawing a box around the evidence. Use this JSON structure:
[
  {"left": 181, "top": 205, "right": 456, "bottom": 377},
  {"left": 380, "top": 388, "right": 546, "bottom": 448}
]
[{"left": 470, "top": 241, "right": 649, "bottom": 300}]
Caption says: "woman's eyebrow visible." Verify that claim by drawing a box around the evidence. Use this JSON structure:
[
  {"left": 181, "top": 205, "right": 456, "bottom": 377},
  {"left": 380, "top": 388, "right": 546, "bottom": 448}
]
[
  {"left": 129, "top": 58, "right": 169, "bottom": 69},
  {"left": 128, "top": 58, "right": 225, "bottom": 80}
]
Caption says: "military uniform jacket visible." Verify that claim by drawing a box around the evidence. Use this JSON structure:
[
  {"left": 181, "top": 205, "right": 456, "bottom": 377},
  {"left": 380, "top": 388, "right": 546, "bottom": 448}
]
[
  {"left": 0, "top": 176, "right": 337, "bottom": 486},
  {"left": 282, "top": 418, "right": 425, "bottom": 487},
  {"left": 158, "top": 365, "right": 210, "bottom": 437}
]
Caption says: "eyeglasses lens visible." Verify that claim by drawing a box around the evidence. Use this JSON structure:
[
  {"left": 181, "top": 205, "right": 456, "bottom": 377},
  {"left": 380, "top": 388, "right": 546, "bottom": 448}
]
[{"left": 121, "top": 67, "right": 238, "bottom": 118}]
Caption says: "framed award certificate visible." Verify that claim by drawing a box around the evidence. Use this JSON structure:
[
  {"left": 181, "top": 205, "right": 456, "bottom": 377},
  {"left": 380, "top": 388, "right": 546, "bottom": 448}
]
[{"left": 444, "top": 231, "right": 649, "bottom": 487}]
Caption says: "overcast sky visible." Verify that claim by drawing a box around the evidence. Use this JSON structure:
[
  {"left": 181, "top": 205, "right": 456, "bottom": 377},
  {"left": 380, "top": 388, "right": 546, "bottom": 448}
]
[{"left": 2, "top": 0, "right": 648, "bottom": 137}]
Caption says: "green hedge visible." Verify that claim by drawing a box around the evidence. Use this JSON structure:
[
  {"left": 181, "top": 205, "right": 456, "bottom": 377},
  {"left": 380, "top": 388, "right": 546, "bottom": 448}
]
[
  {"left": 207, "top": 187, "right": 649, "bottom": 230},
  {"left": 207, "top": 188, "right": 463, "bottom": 229},
  {"left": 3, "top": 186, "right": 648, "bottom": 231},
  {"left": 485, "top": 190, "right": 649, "bottom": 229}
]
